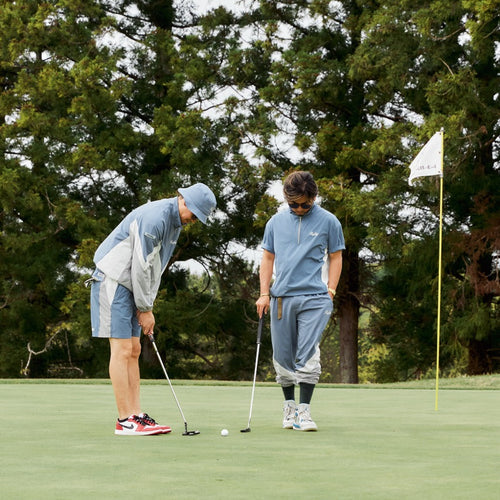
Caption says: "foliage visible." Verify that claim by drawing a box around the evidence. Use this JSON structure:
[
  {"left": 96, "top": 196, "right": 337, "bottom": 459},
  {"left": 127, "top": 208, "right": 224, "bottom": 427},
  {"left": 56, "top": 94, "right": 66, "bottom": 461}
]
[
  {"left": 0, "top": 0, "right": 267, "bottom": 378},
  {"left": 352, "top": 0, "right": 500, "bottom": 377},
  {"left": 0, "top": 0, "right": 498, "bottom": 381}
]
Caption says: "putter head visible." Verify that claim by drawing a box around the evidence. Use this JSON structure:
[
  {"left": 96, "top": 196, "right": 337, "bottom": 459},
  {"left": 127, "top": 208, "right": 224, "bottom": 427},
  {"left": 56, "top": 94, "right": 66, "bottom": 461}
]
[
  {"left": 240, "top": 428, "right": 251, "bottom": 433},
  {"left": 183, "top": 423, "right": 200, "bottom": 436}
]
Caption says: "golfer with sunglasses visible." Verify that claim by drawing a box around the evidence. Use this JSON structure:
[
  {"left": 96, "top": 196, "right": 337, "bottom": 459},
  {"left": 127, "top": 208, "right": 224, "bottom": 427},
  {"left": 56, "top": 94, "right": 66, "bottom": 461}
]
[{"left": 256, "top": 171, "right": 345, "bottom": 431}]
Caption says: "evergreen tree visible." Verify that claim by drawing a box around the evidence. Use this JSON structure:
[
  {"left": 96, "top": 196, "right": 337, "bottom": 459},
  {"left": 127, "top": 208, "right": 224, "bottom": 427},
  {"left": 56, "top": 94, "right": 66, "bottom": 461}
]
[
  {"left": 222, "top": 0, "right": 403, "bottom": 382},
  {"left": 1, "top": 0, "right": 497, "bottom": 380},
  {"left": 350, "top": 0, "right": 499, "bottom": 377},
  {"left": 0, "top": 0, "right": 268, "bottom": 378},
  {"left": 214, "top": 0, "right": 499, "bottom": 380},
  {"left": 0, "top": 0, "right": 117, "bottom": 375}
]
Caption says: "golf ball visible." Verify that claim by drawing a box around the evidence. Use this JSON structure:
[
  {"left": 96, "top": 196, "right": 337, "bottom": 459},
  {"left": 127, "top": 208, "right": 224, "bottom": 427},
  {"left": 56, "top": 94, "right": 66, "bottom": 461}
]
[{"left": 221, "top": 428, "right": 229, "bottom": 436}]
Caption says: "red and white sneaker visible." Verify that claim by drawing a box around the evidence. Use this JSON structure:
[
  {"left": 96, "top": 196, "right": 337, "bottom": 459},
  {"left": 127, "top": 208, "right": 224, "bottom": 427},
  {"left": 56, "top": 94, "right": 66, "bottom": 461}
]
[
  {"left": 115, "top": 415, "right": 166, "bottom": 436},
  {"left": 138, "top": 413, "right": 172, "bottom": 434}
]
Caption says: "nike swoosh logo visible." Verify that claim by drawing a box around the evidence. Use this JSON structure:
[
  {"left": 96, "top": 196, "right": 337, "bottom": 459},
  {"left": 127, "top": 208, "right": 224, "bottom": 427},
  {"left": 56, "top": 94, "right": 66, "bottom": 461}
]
[{"left": 120, "top": 423, "right": 134, "bottom": 429}]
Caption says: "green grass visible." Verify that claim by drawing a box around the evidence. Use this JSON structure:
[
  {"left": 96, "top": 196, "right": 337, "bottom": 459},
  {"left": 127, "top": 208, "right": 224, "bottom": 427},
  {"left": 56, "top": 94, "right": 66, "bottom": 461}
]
[{"left": 1, "top": 376, "right": 499, "bottom": 499}]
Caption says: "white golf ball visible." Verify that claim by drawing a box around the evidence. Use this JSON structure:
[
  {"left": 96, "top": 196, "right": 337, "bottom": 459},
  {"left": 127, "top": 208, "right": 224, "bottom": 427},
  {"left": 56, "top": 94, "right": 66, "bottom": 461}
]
[{"left": 221, "top": 428, "right": 229, "bottom": 436}]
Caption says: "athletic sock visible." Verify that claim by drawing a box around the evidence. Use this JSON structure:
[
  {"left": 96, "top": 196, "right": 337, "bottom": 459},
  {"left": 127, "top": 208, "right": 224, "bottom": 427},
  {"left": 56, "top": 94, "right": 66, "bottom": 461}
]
[
  {"left": 299, "top": 383, "right": 315, "bottom": 404},
  {"left": 282, "top": 384, "right": 295, "bottom": 401},
  {"left": 118, "top": 415, "right": 134, "bottom": 423}
]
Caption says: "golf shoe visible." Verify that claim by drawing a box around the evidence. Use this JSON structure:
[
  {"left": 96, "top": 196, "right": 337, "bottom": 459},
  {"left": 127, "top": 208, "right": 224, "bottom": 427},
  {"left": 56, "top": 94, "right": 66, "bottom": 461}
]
[
  {"left": 282, "top": 400, "right": 297, "bottom": 429},
  {"left": 293, "top": 403, "right": 318, "bottom": 431}
]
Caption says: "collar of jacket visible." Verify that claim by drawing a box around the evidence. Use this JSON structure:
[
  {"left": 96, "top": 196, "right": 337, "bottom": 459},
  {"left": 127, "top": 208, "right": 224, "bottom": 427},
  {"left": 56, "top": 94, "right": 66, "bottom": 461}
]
[{"left": 172, "top": 196, "right": 183, "bottom": 228}]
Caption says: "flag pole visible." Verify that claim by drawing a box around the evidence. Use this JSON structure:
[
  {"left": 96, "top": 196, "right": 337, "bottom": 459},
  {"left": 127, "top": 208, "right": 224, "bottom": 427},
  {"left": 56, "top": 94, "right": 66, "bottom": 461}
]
[
  {"left": 435, "top": 129, "right": 444, "bottom": 411},
  {"left": 407, "top": 128, "right": 445, "bottom": 409}
]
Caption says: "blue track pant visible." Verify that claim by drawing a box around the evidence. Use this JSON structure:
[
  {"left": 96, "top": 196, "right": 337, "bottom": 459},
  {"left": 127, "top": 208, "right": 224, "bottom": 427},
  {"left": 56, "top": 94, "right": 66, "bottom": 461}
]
[{"left": 270, "top": 294, "right": 332, "bottom": 386}]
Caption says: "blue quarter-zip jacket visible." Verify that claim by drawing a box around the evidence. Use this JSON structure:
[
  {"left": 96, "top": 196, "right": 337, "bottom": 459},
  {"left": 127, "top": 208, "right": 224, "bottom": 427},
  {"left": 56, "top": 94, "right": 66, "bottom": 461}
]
[{"left": 261, "top": 204, "right": 345, "bottom": 297}]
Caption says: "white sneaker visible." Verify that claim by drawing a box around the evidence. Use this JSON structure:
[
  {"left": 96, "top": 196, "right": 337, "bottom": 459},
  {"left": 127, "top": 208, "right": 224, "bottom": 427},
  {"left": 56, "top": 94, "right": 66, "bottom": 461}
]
[
  {"left": 282, "top": 400, "right": 297, "bottom": 429},
  {"left": 293, "top": 403, "right": 318, "bottom": 431}
]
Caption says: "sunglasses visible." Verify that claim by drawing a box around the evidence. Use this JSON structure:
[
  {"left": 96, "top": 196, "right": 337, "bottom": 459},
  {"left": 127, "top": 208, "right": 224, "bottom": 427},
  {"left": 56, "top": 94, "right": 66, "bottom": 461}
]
[{"left": 288, "top": 201, "right": 312, "bottom": 210}]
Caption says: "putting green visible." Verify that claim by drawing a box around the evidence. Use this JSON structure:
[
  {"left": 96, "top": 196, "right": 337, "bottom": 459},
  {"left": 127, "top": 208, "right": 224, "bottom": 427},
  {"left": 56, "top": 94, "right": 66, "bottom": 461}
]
[{"left": 1, "top": 381, "right": 499, "bottom": 499}]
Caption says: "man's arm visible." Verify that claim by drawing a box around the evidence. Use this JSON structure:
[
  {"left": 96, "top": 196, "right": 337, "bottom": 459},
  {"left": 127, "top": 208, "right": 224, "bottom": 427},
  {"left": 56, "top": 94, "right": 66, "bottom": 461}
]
[
  {"left": 327, "top": 250, "right": 342, "bottom": 298},
  {"left": 256, "top": 249, "right": 275, "bottom": 317}
]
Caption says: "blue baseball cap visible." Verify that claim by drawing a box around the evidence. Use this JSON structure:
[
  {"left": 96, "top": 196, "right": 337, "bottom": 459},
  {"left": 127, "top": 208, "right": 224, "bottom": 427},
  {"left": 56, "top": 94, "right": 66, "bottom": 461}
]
[{"left": 178, "top": 183, "right": 217, "bottom": 224}]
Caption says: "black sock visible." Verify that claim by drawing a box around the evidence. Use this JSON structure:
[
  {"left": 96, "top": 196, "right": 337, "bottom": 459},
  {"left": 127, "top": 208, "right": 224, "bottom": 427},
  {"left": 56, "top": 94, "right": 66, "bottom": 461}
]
[
  {"left": 282, "top": 385, "right": 295, "bottom": 401},
  {"left": 299, "top": 383, "right": 315, "bottom": 404}
]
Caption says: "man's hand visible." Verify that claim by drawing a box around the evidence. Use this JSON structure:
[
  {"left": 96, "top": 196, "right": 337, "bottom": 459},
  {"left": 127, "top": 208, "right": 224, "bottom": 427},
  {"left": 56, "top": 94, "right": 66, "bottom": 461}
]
[
  {"left": 256, "top": 295, "right": 270, "bottom": 318},
  {"left": 137, "top": 310, "right": 155, "bottom": 335}
]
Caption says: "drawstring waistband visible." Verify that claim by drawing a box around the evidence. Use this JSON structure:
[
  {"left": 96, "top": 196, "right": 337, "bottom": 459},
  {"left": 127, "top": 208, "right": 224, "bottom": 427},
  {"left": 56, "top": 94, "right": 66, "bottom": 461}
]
[{"left": 84, "top": 277, "right": 97, "bottom": 288}]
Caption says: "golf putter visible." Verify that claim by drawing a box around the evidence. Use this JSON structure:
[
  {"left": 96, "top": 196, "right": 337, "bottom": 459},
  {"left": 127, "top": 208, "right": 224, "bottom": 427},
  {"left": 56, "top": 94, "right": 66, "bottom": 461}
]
[
  {"left": 241, "top": 316, "right": 264, "bottom": 433},
  {"left": 147, "top": 333, "right": 200, "bottom": 436}
]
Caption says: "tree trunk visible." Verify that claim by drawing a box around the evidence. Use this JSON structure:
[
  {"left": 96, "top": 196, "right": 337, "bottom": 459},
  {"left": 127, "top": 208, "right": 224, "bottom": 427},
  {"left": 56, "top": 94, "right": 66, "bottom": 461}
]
[
  {"left": 467, "top": 339, "right": 491, "bottom": 375},
  {"left": 338, "top": 247, "right": 360, "bottom": 383}
]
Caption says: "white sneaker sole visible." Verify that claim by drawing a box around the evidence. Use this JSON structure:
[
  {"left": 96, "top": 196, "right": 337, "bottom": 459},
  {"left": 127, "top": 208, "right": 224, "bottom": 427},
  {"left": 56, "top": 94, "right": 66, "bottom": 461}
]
[
  {"left": 293, "top": 424, "right": 318, "bottom": 432},
  {"left": 115, "top": 428, "right": 165, "bottom": 436}
]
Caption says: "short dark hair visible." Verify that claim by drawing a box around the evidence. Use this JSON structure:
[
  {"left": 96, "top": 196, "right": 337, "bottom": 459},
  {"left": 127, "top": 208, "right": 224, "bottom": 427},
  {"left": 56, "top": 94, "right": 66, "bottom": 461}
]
[{"left": 283, "top": 171, "right": 318, "bottom": 202}]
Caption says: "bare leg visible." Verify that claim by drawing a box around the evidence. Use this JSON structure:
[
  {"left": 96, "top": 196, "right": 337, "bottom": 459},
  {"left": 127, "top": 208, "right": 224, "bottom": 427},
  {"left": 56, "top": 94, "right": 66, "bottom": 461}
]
[
  {"left": 109, "top": 338, "right": 142, "bottom": 419},
  {"left": 128, "top": 337, "right": 142, "bottom": 415}
]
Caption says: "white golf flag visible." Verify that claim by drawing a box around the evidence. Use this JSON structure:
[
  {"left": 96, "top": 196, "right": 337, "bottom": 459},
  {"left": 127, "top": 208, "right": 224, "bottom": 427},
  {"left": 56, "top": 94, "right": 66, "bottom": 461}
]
[{"left": 408, "top": 131, "right": 443, "bottom": 186}]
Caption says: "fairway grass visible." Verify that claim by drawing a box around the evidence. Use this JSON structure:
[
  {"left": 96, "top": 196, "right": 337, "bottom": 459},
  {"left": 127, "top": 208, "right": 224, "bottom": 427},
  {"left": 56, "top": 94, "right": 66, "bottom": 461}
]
[{"left": 1, "top": 380, "right": 499, "bottom": 499}]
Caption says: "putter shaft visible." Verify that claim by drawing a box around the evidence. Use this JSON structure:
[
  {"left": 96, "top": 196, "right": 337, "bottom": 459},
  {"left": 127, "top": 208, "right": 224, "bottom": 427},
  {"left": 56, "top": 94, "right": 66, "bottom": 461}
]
[
  {"left": 148, "top": 333, "right": 199, "bottom": 436},
  {"left": 242, "top": 316, "right": 263, "bottom": 432}
]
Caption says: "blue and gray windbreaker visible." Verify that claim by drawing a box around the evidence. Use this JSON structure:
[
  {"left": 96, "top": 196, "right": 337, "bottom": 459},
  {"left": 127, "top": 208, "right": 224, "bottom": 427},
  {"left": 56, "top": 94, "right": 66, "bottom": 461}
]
[{"left": 93, "top": 198, "right": 182, "bottom": 312}]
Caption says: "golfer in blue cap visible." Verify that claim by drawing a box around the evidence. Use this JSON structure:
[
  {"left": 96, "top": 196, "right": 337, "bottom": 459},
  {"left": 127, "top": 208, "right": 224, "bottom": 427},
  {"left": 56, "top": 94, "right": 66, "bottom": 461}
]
[{"left": 89, "top": 183, "right": 216, "bottom": 435}]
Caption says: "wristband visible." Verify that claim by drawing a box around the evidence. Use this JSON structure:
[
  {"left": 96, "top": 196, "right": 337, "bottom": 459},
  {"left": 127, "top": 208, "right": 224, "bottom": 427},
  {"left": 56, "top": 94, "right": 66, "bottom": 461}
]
[
  {"left": 260, "top": 293, "right": 270, "bottom": 297},
  {"left": 328, "top": 288, "right": 336, "bottom": 296}
]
